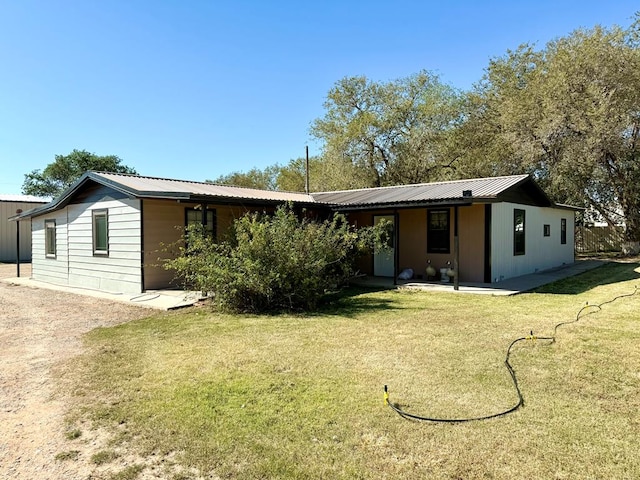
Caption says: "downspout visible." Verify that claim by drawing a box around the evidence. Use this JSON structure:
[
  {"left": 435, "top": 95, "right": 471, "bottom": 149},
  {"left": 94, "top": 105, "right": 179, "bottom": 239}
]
[
  {"left": 393, "top": 209, "right": 399, "bottom": 286},
  {"left": 140, "top": 199, "right": 145, "bottom": 292},
  {"left": 15, "top": 217, "right": 20, "bottom": 278},
  {"left": 454, "top": 206, "right": 459, "bottom": 291},
  {"left": 305, "top": 145, "right": 310, "bottom": 194}
]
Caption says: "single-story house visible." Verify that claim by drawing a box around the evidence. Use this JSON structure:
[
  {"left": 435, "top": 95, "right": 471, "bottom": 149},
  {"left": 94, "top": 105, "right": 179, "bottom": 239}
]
[
  {"left": 1, "top": 194, "right": 49, "bottom": 262},
  {"left": 12, "top": 171, "right": 578, "bottom": 294}
]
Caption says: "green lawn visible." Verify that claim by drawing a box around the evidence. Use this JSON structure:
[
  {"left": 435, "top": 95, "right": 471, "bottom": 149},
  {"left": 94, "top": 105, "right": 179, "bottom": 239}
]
[{"left": 62, "top": 261, "right": 640, "bottom": 479}]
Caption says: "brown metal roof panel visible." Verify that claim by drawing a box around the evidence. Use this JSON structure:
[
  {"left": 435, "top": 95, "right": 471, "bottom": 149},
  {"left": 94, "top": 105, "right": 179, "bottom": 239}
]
[
  {"left": 94, "top": 173, "right": 314, "bottom": 202},
  {"left": 312, "top": 175, "right": 530, "bottom": 206}
]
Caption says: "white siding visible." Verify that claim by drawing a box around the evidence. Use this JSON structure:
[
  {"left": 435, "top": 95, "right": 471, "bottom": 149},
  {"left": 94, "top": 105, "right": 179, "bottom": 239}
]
[
  {"left": 66, "top": 194, "right": 142, "bottom": 294},
  {"left": 32, "top": 209, "right": 70, "bottom": 284},
  {"left": 31, "top": 186, "right": 143, "bottom": 294},
  {"left": 491, "top": 203, "right": 575, "bottom": 282},
  {"left": 1, "top": 201, "right": 47, "bottom": 262}
]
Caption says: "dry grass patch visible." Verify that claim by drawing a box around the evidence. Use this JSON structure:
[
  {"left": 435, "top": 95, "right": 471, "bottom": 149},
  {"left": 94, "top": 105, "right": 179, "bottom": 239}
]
[{"left": 63, "top": 261, "right": 640, "bottom": 479}]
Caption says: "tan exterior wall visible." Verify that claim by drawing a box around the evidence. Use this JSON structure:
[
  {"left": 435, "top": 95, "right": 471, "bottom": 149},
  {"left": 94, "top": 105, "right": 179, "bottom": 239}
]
[
  {"left": 142, "top": 199, "right": 186, "bottom": 290},
  {"left": 142, "top": 199, "right": 264, "bottom": 290},
  {"left": 347, "top": 205, "right": 486, "bottom": 282},
  {"left": 408, "top": 205, "right": 485, "bottom": 282},
  {"left": 458, "top": 204, "right": 485, "bottom": 282},
  {"left": 398, "top": 209, "right": 427, "bottom": 276}
]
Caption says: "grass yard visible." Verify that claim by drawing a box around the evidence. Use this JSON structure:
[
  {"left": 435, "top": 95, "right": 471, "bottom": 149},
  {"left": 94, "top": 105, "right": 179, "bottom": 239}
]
[{"left": 62, "top": 261, "right": 640, "bottom": 479}]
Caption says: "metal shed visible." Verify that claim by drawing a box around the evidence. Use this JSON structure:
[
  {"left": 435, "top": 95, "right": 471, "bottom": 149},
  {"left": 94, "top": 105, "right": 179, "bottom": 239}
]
[{"left": 0, "top": 195, "right": 49, "bottom": 262}]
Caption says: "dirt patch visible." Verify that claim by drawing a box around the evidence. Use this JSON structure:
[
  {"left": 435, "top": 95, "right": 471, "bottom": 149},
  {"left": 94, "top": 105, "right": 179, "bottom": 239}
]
[{"left": 0, "top": 264, "right": 153, "bottom": 479}]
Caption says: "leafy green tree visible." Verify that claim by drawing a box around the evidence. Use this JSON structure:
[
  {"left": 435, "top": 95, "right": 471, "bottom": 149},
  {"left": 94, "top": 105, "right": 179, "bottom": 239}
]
[
  {"left": 23, "top": 149, "right": 137, "bottom": 197},
  {"left": 311, "top": 70, "right": 463, "bottom": 187},
  {"left": 164, "top": 204, "right": 386, "bottom": 313},
  {"left": 206, "top": 155, "right": 366, "bottom": 194},
  {"left": 457, "top": 19, "right": 640, "bottom": 244},
  {"left": 274, "top": 155, "right": 369, "bottom": 192},
  {"left": 207, "top": 165, "right": 280, "bottom": 190}
]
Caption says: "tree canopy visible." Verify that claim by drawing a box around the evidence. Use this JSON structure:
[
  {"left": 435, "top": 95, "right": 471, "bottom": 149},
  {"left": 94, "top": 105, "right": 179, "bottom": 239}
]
[
  {"left": 311, "top": 71, "right": 463, "bottom": 188},
  {"left": 190, "top": 15, "right": 640, "bottom": 244},
  {"left": 457, "top": 18, "right": 640, "bottom": 241},
  {"left": 208, "top": 165, "right": 280, "bottom": 191},
  {"left": 23, "top": 149, "right": 137, "bottom": 198}
]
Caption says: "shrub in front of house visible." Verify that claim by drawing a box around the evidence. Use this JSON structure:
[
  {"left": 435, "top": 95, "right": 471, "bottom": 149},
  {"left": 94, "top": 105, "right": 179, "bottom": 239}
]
[{"left": 165, "top": 204, "right": 384, "bottom": 313}]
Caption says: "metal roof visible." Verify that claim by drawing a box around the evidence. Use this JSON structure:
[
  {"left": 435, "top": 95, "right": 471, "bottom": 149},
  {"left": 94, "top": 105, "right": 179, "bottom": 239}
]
[
  {"left": 311, "top": 174, "right": 533, "bottom": 207},
  {"left": 13, "top": 171, "right": 571, "bottom": 221},
  {"left": 92, "top": 172, "right": 315, "bottom": 202},
  {"left": 0, "top": 194, "right": 49, "bottom": 203}
]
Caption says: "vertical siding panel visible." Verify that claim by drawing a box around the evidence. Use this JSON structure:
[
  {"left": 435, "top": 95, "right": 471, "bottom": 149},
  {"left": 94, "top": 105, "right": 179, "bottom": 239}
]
[
  {"left": 398, "top": 209, "right": 427, "bottom": 277},
  {"left": 458, "top": 204, "right": 485, "bottom": 282},
  {"left": 492, "top": 202, "right": 575, "bottom": 282},
  {"left": 1, "top": 201, "right": 47, "bottom": 262},
  {"left": 142, "top": 200, "right": 255, "bottom": 290}
]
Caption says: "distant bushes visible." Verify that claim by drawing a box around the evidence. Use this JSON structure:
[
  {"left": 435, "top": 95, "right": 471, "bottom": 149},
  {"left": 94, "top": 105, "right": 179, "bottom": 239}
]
[{"left": 165, "top": 204, "right": 386, "bottom": 313}]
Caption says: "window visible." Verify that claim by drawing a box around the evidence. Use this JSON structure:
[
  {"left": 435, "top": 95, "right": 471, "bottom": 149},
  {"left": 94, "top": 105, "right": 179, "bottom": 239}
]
[
  {"left": 514, "top": 209, "right": 525, "bottom": 256},
  {"left": 185, "top": 207, "right": 216, "bottom": 239},
  {"left": 427, "top": 209, "right": 450, "bottom": 253},
  {"left": 543, "top": 224, "right": 550, "bottom": 237},
  {"left": 561, "top": 218, "right": 567, "bottom": 245},
  {"left": 45, "top": 220, "right": 56, "bottom": 258},
  {"left": 92, "top": 209, "right": 109, "bottom": 256}
]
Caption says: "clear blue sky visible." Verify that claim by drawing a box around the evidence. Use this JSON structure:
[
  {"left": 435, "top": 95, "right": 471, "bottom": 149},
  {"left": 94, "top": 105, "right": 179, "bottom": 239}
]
[{"left": 0, "top": 1, "right": 637, "bottom": 194}]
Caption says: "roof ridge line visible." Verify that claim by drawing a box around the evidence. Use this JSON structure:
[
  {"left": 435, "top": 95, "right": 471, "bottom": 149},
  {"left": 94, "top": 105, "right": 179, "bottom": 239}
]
[
  {"left": 312, "top": 174, "right": 530, "bottom": 195},
  {"left": 92, "top": 171, "right": 312, "bottom": 196}
]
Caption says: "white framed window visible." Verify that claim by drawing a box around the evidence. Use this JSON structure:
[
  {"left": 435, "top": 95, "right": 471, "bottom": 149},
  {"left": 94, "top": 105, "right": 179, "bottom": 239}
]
[
  {"left": 92, "top": 209, "right": 109, "bottom": 256},
  {"left": 45, "top": 220, "right": 56, "bottom": 258}
]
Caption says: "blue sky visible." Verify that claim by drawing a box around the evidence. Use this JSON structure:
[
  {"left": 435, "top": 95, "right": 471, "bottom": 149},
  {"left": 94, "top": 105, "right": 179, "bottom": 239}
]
[{"left": 0, "top": 1, "right": 637, "bottom": 194}]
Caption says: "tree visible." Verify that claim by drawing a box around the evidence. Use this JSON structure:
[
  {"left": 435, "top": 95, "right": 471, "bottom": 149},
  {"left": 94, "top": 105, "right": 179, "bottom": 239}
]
[
  {"left": 311, "top": 71, "right": 463, "bottom": 187},
  {"left": 275, "top": 155, "right": 370, "bottom": 193},
  {"left": 23, "top": 149, "right": 137, "bottom": 197},
  {"left": 457, "top": 19, "right": 640, "bottom": 245},
  {"left": 207, "top": 165, "right": 281, "bottom": 190},
  {"left": 206, "top": 155, "right": 366, "bottom": 193}
]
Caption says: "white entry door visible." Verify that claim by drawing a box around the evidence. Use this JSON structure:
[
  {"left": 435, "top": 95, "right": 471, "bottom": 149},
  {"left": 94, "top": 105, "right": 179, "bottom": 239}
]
[{"left": 373, "top": 215, "right": 395, "bottom": 277}]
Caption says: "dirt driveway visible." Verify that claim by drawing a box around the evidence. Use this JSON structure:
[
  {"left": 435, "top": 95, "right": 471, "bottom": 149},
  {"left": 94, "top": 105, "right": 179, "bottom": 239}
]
[{"left": 0, "top": 264, "right": 151, "bottom": 479}]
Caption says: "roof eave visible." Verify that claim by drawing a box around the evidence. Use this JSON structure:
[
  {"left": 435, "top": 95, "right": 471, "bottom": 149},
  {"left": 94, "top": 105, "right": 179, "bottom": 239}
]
[
  {"left": 330, "top": 199, "right": 478, "bottom": 211},
  {"left": 553, "top": 203, "right": 585, "bottom": 211}
]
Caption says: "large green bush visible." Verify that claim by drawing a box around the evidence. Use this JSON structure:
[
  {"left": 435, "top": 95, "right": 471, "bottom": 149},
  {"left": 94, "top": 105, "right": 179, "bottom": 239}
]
[{"left": 165, "top": 205, "right": 384, "bottom": 312}]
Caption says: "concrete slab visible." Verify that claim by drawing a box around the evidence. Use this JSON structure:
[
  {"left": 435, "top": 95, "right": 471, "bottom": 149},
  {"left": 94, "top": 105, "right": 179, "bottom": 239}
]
[
  {"left": 0, "top": 275, "right": 204, "bottom": 310},
  {"left": 352, "top": 259, "right": 606, "bottom": 295}
]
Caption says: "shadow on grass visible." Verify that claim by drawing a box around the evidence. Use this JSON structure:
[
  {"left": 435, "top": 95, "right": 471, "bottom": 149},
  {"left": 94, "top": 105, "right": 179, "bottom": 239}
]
[
  {"left": 534, "top": 261, "right": 640, "bottom": 295},
  {"left": 316, "top": 285, "right": 400, "bottom": 317}
]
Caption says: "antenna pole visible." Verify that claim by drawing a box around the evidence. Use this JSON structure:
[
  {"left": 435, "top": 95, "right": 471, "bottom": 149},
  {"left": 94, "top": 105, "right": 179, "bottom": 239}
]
[{"left": 305, "top": 145, "right": 310, "bottom": 194}]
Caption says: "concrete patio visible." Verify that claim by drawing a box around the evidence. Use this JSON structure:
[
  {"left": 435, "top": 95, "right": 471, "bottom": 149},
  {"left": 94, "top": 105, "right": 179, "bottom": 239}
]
[
  {"left": 0, "top": 263, "right": 203, "bottom": 310},
  {"left": 352, "top": 259, "right": 605, "bottom": 295}
]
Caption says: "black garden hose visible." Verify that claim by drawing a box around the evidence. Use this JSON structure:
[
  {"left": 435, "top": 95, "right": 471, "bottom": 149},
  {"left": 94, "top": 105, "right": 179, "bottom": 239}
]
[{"left": 384, "top": 286, "right": 638, "bottom": 423}]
